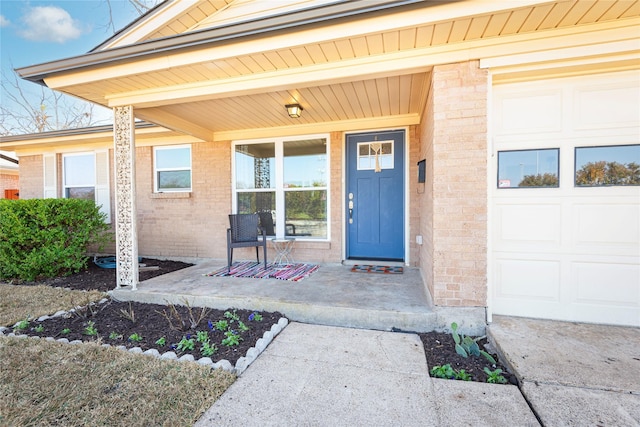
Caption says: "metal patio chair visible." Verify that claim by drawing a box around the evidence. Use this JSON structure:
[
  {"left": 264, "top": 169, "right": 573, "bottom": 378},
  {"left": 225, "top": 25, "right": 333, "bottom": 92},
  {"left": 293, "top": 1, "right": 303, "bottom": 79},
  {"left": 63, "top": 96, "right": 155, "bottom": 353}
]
[{"left": 227, "top": 213, "right": 267, "bottom": 271}]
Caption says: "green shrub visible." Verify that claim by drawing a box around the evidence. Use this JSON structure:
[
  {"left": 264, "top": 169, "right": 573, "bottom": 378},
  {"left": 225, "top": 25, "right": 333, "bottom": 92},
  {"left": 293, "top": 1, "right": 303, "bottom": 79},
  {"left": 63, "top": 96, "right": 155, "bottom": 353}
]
[{"left": 0, "top": 199, "right": 112, "bottom": 281}]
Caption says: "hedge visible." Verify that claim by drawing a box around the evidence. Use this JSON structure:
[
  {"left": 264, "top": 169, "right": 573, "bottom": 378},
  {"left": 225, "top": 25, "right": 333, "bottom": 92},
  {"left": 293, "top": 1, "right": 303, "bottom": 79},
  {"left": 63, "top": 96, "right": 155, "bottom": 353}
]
[{"left": 0, "top": 198, "right": 113, "bottom": 281}]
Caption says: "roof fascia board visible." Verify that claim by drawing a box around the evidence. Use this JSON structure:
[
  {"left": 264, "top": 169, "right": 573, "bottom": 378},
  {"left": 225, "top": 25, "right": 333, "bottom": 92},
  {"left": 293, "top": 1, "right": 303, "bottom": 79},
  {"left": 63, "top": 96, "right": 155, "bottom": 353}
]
[
  {"left": 0, "top": 122, "right": 159, "bottom": 143},
  {"left": 0, "top": 123, "right": 175, "bottom": 151},
  {"left": 17, "top": 0, "right": 552, "bottom": 86},
  {"left": 103, "top": 19, "right": 640, "bottom": 109},
  {"left": 94, "top": 0, "right": 197, "bottom": 51}
]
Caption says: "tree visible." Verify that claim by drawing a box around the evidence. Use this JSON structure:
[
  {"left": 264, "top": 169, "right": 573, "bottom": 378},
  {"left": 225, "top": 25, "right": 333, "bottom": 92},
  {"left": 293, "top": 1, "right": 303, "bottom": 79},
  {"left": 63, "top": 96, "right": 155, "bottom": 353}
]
[
  {"left": 1, "top": 0, "right": 161, "bottom": 136},
  {"left": 0, "top": 68, "right": 105, "bottom": 135},
  {"left": 576, "top": 161, "right": 640, "bottom": 186},
  {"left": 518, "top": 173, "right": 559, "bottom": 188}
]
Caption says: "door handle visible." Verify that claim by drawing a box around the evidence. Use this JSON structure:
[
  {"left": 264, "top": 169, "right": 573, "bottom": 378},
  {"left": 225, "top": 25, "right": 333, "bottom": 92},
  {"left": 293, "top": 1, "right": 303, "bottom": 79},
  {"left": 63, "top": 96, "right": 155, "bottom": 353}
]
[{"left": 348, "top": 199, "right": 354, "bottom": 223}]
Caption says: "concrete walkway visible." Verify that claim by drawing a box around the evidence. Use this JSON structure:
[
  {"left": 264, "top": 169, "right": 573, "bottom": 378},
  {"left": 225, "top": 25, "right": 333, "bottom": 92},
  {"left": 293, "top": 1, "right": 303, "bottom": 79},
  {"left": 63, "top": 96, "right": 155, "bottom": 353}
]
[
  {"left": 196, "top": 317, "right": 640, "bottom": 426},
  {"left": 196, "top": 322, "right": 538, "bottom": 426},
  {"left": 488, "top": 316, "right": 640, "bottom": 427}
]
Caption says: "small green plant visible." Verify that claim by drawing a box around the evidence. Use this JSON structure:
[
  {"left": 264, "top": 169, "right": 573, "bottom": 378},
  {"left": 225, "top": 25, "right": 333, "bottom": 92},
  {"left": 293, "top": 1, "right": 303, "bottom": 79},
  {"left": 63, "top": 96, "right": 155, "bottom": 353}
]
[
  {"left": 451, "top": 322, "right": 497, "bottom": 364},
  {"left": 455, "top": 369, "right": 472, "bottom": 381},
  {"left": 201, "top": 341, "right": 218, "bottom": 357},
  {"left": 109, "top": 332, "right": 123, "bottom": 340},
  {"left": 128, "top": 333, "right": 143, "bottom": 343},
  {"left": 484, "top": 368, "right": 507, "bottom": 384},
  {"left": 237, "top": 321, "right": 249, "bottom": 332},
  {"left": 196, "top": 331, "right": 209, "bottom": 343},
  {"left": 176, "top": 336, "right": 195, "bottom": 352},
  {"left": 61, "top": 328, "right": 71, "bottom": 335},
  {"left": 214, "top": 320, "right": 229, "bottom": 332},
  {"left": 34, "top": 324, "right": 45, "bottom": 333},
  {"left": 83, "top": 321, "right": 98, "bottom": 336},
  {"left": 249, "top": 312, "right": 263, "bottom": 322},
  {"left": 155, "top": 337, "right": 166, "bottom": 346},
  {"left": 224, "top": 310, "right": 240, "bottom": 322},
  {"left": 221, "top": 330, "right": 242, "bottom": 347},
  {"left": 430, "top": 364, "right": 474, "bottom": 381},
  {"left": 430, "top": 364, "right": 456, "bottom": 379},
  {"left": 14, "top": 318, "right": 29, "bottom": 332}
]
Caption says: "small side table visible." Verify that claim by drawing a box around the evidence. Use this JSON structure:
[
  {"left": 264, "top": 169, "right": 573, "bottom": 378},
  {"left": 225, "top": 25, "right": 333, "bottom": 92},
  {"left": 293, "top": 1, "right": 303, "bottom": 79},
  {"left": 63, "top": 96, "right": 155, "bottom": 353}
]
[{"left": 271, "top": 238, "right": 295, "bottom": 265}]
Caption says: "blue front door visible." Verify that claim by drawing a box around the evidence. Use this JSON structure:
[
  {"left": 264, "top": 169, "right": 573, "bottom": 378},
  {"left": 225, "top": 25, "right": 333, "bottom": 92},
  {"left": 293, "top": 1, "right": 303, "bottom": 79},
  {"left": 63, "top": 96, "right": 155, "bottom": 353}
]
[{"left": 346, "top": 130, "right": 405, "bottom": 261}]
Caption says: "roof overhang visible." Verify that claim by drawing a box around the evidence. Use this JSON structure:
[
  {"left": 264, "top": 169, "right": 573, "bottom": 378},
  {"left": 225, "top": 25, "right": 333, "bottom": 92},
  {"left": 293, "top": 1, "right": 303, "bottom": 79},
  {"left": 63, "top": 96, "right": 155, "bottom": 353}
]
[{"left": 12, "top": 0, "right": 640, "bottom": 143}]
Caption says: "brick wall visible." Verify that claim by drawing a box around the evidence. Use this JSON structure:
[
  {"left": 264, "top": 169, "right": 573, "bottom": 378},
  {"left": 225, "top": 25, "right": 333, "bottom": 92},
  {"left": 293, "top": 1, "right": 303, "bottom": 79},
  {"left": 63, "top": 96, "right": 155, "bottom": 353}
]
[
  {"left": 418, "top": 61, "right": 489, "bottom": 307},
  {"left": 135, "top": 136, "right": 343, "bottom": 263},
  {"left": 0, "top": 173, "right": 19, "bottom": 198},
  {"left": 135, "top": 142, "right": 231, "bottom": 259}
]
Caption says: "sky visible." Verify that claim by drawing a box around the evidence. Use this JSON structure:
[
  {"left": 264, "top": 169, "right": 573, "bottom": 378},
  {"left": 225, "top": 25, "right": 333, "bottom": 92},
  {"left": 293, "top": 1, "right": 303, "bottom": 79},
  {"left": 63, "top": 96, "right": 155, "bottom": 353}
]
[{"left": 0, "top": 1, "right": 156, "bottom": 131}]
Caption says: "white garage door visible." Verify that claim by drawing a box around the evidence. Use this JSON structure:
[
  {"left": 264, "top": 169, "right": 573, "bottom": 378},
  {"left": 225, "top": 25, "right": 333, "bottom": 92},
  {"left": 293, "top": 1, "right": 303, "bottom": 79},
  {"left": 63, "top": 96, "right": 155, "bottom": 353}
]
[{"left": 490, "top": 70, "right": 640, "bottom": 327}]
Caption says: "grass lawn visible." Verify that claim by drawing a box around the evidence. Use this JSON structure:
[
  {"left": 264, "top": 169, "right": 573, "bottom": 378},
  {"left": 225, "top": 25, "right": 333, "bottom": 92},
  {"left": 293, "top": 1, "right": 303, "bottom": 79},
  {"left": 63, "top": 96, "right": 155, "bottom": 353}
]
[
  {"left": 0, "top": 284, "right": 236, "bottom": 426},
  {"left": 0, "top": 337, "right": 235, "bottom": 426},
  {"left": 0, "top": 284, "right": 105, "bottom": 326}
]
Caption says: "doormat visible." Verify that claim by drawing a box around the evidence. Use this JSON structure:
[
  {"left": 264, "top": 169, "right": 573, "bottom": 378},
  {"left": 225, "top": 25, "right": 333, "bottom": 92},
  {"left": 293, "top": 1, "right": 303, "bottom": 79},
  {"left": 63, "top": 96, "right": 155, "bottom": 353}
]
[
  {"left": 350, "top": 265, "right": 404, "bottom": 274},
  {"left": 206, "top": 261, "right": 319, "bottom": 282}
]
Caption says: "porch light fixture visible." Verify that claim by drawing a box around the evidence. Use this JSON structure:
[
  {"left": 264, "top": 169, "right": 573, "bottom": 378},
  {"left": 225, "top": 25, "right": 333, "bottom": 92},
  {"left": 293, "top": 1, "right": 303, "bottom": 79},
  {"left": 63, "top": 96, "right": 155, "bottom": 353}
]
[{"left": 285, "top": 103, "right": 303, "bottom": 118}]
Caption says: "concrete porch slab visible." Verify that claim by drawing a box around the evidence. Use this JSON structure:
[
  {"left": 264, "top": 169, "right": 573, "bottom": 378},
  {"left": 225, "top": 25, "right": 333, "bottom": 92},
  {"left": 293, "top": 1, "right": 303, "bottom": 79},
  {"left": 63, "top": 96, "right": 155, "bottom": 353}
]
[{"left": 110, "top": 259, "right": 486, "bottom": 334}]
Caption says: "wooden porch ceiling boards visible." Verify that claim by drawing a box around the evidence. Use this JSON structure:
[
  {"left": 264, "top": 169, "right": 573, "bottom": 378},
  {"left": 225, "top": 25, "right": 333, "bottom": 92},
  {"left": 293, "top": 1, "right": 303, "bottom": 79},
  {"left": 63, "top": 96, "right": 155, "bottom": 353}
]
[
  {"left": 136, "top": 72, "right": 430, "bottom": 135},
  {"left": 42, "top": 0, "right": 640, "bottom": 141}
]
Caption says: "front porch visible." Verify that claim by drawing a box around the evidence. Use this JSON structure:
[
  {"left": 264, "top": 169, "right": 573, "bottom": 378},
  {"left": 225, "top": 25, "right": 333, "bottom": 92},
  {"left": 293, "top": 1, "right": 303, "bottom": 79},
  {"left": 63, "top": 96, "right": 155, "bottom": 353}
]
[{"left": 110, "top": 260, "right": 486, "bottom": 334}]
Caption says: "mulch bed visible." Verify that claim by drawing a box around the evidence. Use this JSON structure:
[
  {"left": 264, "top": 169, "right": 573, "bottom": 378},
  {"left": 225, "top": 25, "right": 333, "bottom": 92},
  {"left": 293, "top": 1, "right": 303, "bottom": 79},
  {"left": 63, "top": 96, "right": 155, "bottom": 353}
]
[
  {"left": 419, "top": 332, "right": 518, "bottom": 384},
  {"left": 6, "top": 258, "right": 516, "bottom": 383},
  {"left": 16, "top": 258, "right": 193, "bottom": 293},
  {"left": 23, "top": 301, "right": 283, "bottom": 366}
]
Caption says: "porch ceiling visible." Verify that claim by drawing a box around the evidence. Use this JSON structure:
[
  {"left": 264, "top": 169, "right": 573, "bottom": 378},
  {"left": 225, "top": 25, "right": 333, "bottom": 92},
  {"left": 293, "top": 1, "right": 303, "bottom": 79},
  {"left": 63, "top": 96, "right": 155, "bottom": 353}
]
[{"left": 19, "top": 0, "right": 640, "bottom": 142}]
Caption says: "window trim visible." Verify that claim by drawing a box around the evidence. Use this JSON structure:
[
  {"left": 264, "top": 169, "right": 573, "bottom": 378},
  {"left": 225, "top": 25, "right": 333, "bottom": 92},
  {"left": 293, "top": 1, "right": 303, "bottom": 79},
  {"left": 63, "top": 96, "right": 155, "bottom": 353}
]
[
  {"left": 232, "top": 134, "right": 330, "bottom": 241},
  {"left": 153, "top": 144, "right": 192, "bottom": 193},
  {"left": 55, "top": 150, "right": 111, "bottom": 223}
]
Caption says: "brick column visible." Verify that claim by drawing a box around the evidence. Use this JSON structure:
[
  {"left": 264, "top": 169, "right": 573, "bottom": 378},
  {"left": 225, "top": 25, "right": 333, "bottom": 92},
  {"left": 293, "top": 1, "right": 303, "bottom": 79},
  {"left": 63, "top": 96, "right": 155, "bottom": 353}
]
[{"left": 430, "top": 61, "right": 488, "bottom": 307}]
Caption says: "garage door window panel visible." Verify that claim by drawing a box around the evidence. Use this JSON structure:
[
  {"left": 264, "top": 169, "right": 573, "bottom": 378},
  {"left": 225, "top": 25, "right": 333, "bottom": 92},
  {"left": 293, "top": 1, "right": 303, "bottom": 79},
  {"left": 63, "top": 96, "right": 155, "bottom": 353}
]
[
  {"left": 575, "top": 145, "right": 640, "bottom": 187},
  {"left": 498, "top": 149, "right": 559, "bottom": 188}
]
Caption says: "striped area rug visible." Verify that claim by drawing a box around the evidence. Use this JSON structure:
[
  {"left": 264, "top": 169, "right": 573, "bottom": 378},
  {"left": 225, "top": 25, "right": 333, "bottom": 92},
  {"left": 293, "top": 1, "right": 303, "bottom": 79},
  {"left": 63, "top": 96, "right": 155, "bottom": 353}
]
[{"left": 206, "top": 261, "right": 319, "bottom": 282}]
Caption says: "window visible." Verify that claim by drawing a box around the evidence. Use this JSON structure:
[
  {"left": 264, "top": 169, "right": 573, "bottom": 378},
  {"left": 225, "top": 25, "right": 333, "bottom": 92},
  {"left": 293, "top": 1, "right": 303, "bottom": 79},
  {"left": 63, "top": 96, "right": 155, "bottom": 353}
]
[
  {"left": 59, "top": 151, "right": 110, "bottom": 222},
  {"left": 575, "top": 144, "right": 640, "bottom": 187},
  {"left": 497, "top": 149, "right": 559, "bottom": 188},
  {"left": 154, "top": 145, "right": 192, "bottom": 192},
  {"left": 63, "top": 153, "right": 96, "bottom": 200},
  {"left": 234, "top": 136, "right": 329, "bottom": 239},
  {"left": 357, "top": 141, "right": 394, "bottom": 171}
]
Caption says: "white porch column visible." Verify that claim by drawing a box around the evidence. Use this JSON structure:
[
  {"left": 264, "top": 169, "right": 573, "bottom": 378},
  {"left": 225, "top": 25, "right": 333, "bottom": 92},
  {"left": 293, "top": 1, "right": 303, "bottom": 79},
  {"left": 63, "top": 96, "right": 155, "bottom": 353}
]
[{"left": 113, "top": 106, "right": 139, "bottom": 290}]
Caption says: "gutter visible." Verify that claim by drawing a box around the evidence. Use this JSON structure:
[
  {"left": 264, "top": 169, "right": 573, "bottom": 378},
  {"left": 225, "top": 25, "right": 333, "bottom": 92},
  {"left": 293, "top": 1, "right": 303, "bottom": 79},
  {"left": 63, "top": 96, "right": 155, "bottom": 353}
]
[
  {"left": 0, "top": 122, "right": 157, "bottom": 143},
  {"left": 0, "top": 154, "right": 19, "bottom": 165},
  {"left": 16, "top": 0, "right": 426, "bottom": 86}
]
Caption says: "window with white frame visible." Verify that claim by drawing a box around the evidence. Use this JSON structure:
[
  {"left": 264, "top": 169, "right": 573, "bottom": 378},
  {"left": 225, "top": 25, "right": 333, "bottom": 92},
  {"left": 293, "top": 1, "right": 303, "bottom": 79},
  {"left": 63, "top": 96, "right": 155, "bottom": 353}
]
[
  {"left": 154, "top": 145, "right": 192, "bottom": 192},
  {"left": 57, "top": 151, "right": 111, "bottom": 223},
  {"left": 234, "top": 136, "right": 329, "bottom": 239},
  {"left": 63, "top": 153, "right": 96, "bottom": 200}
]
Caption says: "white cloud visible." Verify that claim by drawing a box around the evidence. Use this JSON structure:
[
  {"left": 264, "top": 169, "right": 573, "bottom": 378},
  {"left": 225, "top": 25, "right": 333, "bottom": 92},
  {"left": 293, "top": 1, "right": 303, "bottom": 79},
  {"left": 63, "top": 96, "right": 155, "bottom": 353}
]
[
  {"left": 0, "top": 15, "right": 9, "bottom": 27},
  {"left": 19, "top": 6, "right": 84, "bottom": 43}
]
